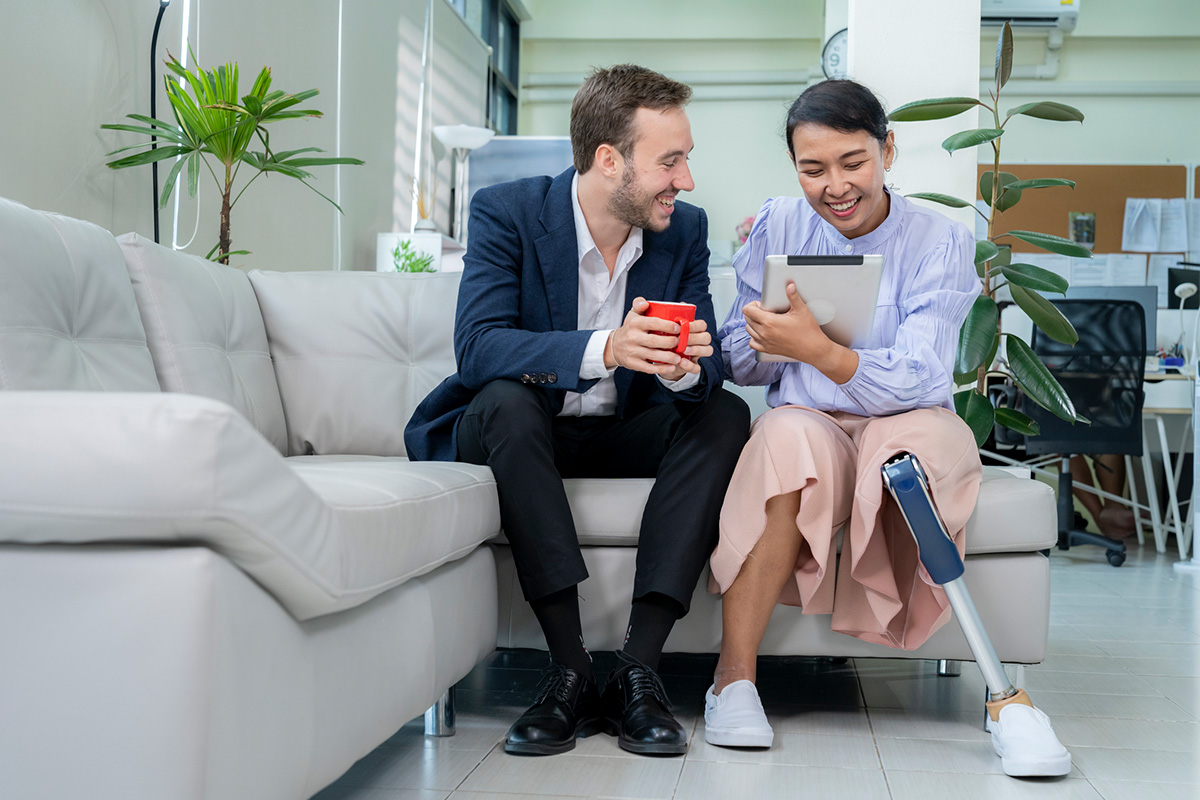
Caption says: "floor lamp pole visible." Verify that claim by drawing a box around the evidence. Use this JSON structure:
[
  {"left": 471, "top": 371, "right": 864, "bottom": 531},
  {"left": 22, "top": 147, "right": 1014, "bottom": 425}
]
[{"left": 150, "top": 0, "right": 171, "bottom": 244}]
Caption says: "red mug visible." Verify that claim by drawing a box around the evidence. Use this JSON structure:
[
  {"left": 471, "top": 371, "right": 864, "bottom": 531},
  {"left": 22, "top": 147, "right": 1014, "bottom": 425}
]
[{"left": 644, "top": 301, "right": 696, "bottom": 358}]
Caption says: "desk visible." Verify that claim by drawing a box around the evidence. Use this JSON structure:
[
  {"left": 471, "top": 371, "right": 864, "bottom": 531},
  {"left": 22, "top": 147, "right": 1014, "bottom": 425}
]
[{"left": 1140, "top": 370, "right": 1194, "bottom": 555}]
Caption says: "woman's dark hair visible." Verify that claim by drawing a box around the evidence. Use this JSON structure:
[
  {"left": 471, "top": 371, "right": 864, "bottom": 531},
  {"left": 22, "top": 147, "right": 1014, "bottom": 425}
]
[{"left": 784, "top": 79, "right": 889, "bottom": 161}]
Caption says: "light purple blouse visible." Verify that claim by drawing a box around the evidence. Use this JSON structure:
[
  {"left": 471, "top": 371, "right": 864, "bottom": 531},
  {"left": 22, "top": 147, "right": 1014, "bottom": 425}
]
[{"left": 719, "top": 191, "right": 981, "bottom": 416}]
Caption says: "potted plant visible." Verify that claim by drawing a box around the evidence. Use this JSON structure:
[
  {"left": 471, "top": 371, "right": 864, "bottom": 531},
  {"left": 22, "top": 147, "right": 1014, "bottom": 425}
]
[
  {"left": 102, "top": 51, "right": 363, "bottom": 265},
  {"left": 888, "top": 21, "right": 1091, "bottom": 446}
]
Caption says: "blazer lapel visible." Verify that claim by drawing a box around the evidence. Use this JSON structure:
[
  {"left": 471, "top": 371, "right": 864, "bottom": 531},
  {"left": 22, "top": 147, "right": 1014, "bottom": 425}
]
[{"left": 533, "top": 168, "right": 580, "bottom": 331}]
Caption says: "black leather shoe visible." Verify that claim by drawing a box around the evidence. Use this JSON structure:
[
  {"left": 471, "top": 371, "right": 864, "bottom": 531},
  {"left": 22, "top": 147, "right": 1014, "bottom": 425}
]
[
  {"left": 600, "top": 651, "right": 687, "bottom": 755},
  {"left": 504, "top": 662, "right": 602, "bottom": 755}
]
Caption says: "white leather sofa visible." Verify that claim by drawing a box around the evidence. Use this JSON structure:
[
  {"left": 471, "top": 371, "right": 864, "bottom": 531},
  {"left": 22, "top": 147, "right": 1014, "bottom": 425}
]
[
  {"left": 0, "top": 195, "right": 1057, "bottom": 800},
  {"left": 493, "top": 271, "right": 1060, "bottom": 665},
  {"left": 0, "top": 197, "right": 501, "bottom": 800}
]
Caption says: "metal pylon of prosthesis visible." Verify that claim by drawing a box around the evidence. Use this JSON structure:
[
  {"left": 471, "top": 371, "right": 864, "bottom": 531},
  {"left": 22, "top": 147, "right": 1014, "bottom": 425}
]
[{"left": 881, "top": 453, "right": 1018, "bottom": 702}]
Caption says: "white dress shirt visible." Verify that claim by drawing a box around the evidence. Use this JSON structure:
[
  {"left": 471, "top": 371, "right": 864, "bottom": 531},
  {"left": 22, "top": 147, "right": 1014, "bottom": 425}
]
[{"left": 560, "top": 173, "right": 700, "bottom": 417}]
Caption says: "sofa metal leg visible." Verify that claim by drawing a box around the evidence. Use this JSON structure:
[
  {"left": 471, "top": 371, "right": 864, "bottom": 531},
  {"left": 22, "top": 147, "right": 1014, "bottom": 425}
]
[
  {"left": 424, "top": 687, "right": 456, "bottom": 737},
  {"left": 936, "top": 659, "right": 962, "bottom": 677}
]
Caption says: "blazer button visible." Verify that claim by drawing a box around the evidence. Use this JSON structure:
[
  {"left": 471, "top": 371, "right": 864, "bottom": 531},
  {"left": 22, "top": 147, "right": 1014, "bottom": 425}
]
[
  {"left": 540, "top": 373, "right": 549, "bottom": 383},
  {"left": 548, "top": 373, "right": 557, "bottom": 384},
  {"left": 521, "top": 373, "right": 531, "bottom": 383}
]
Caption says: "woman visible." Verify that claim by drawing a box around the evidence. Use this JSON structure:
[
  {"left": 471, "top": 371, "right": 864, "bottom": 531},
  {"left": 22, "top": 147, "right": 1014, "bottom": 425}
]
[{"left": 704, "top": 80, "right": 1070, "bottom": 777}]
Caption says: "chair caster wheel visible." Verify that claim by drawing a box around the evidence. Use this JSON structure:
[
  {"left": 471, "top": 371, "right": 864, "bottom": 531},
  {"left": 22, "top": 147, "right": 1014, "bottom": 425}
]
[{"left": 1107, "top": 550, "right": 1126, "bottom": 567}]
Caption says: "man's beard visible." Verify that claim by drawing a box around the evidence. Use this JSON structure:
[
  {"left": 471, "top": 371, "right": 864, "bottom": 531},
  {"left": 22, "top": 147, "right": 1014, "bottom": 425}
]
[{"left": 607, "top": 163, "right": 669, "bottom": 232}]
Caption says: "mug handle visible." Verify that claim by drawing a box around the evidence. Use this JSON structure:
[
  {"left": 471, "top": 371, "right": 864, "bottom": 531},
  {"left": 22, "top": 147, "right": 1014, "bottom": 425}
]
[{"left": 675, "top": 318, "right": 690, "bottom": 357}]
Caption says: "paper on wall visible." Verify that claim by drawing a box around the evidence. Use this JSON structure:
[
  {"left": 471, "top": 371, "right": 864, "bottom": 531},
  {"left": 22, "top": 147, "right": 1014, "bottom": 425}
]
[
  {"left": 1161, "top": 198, "right": 1189, "bottom": 253},
  {"left": 1149, "top": 253, "right": 1181, "bottom": 307},
  {"left": 1122, "top": 198, "right": 1162, "bottom": 252},
  {"left": 1106, "top": 253, "right": 1148, "bottom": 286},
  {"left": 1068, "top": 253, "right": 1108, "bottom": 287},
  {"left": 1189, "top": 199, "right": 1200, "bottom": 252}
]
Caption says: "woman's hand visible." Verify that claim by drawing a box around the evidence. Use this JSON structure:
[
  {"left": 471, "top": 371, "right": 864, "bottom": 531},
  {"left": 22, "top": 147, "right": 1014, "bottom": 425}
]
[{"left": 743, "top": 282, "right": 859, "bottom": 383}]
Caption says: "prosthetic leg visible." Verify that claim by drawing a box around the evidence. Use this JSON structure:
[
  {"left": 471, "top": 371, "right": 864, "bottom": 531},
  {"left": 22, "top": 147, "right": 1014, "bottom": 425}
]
[{"left": 882, "top": 453, "right": 1072, "bottom": 778}]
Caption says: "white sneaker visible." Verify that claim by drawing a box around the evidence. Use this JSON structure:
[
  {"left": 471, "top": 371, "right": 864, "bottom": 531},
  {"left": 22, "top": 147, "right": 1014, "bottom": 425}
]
[
  {"left": 988, "top": 703, "right": 1072, "bottom": 777},
  {"left": 703, "top": 680, "right": 774, "bottom": 748}
]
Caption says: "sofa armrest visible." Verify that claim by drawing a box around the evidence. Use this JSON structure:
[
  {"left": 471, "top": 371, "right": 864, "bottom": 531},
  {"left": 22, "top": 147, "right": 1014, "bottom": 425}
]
[
  {"left": 248, "top": 270, "right": 462, "bottom": 457},
  {"left": 0, "top": 391, "right": 344, "bottom": 620}
]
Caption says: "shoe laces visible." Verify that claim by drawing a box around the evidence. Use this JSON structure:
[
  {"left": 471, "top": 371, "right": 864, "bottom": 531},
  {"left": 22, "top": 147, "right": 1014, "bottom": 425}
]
[
  {"left": 621, "top": 663, "right": 672, "bottom": 710},
  {"left": 532, "top": 663, "right": 579, "bottom": 705}
]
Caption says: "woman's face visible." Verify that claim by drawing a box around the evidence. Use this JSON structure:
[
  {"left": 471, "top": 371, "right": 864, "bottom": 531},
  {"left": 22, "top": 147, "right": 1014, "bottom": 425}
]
[{"left": 789, "top": 123, "right": 894, "bottom": 240}]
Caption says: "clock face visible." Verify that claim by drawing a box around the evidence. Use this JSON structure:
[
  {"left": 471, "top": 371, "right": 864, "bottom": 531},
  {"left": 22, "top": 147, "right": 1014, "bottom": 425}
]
[{"left": 822, "top": 28, "right": 848, "bottom": 80}]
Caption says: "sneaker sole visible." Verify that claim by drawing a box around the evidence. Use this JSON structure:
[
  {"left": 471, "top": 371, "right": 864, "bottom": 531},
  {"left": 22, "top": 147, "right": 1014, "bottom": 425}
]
[
  {"left": 704, "top": 726, "right": 774, "bottom": 749},
  {"left": 1000, "top": 753, "right": 1072, "bottom": 777}
]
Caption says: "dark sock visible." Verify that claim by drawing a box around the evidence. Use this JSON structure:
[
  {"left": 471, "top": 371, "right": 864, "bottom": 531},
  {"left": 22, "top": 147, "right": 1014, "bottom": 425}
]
[
  {"left": 621, "top": 592, "right": 683, "bottom": 671},
  {"left": 530, "top": 586, "right": 592, "bottom": 678}
]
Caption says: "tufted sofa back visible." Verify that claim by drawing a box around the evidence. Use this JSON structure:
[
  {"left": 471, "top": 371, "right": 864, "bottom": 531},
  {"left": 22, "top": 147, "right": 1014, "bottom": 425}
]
[
  {"left": 0, "top": 197, "right": 160, "bottom": 392},
  {"left": 248, "top": 270, "right": 460, "bottom": 458}
]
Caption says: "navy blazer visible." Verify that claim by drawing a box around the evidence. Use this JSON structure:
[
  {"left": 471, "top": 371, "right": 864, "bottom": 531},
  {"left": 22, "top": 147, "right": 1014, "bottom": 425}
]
[{"left": 404, "top": 167, "right": 723, "bottom": 462}]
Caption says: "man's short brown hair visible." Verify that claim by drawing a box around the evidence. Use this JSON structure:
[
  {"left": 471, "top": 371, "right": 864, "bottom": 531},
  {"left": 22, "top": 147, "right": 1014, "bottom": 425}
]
[{"left": 570, "top": 64, "right": 692, "bottom": 174}]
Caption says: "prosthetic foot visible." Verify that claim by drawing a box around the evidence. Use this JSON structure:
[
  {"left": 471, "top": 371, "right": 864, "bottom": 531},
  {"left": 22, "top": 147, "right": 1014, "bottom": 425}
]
[{"left": 882, "top": 453, "right": 1071, "bottom": 778}]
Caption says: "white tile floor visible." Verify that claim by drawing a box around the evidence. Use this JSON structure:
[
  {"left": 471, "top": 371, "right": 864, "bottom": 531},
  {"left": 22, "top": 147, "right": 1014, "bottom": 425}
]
[{"left": 314, "top": 544, "right": 1200, "bottom": 800}]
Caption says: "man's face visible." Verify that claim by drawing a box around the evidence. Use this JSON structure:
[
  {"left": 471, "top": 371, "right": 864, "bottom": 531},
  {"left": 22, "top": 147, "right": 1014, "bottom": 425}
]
[{"left": 607, "top": 106, "right": 695, "bottom": 233}]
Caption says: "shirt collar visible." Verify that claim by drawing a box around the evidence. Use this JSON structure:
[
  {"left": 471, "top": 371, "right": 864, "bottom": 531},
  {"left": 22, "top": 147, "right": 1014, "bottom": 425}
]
[
  {"left": 817, "top": 187, "right": 904, "bottom": 253},
  {"left": 571, "top": 172, "right": 643, "bottom": 265}
]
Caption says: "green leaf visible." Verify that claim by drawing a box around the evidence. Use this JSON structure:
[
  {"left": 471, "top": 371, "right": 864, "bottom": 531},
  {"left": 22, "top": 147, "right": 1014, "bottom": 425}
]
[
  {"left": 285, "top": 156, "right": 366, "bottom": 167},
  {"left": 1004, "top": 178, "right": 1076, "bottom": 192},
  {"left": 888, "top": 97, "right": 984, "bottom": 122},
  {"left": 992, "top": 244, "right": 1012, "bottom": 269},
  {"left": 1006, "top": 335, "right": 1079, "bottom": 423},
  {"left": 1002, "top": 230, "right": 1094, "bottom": 258},
  {"left": 955, "top": 295, "right": 1000, "bottom": 375},
  {"left": 1005, "top": 101, "right": 1085, "bottom": 123},
  {"left": 1001, "top": 263, "right": 1069, "bottom": 294},
  {"left": 943, "top": 128, "right": 1004, "bottom": 154},
  {"left": 979, "top": 171, "right": 1021, "bottom": 210},
  {"left": 905, "top": 192, "right": 974, "bottom": 209},
  {"left": 954, "top": 389, "right": 996, "bottom": 448},
  {"left": 105, "top": 145, "right": 191, "bottom": 169},
  {"left": 994, "top": 407, "right": 1041, "bottom": 436},
  {"left": 1010, "top": 285, "right": 1079, "bottom": 344},
  {"left": 159, "top": 155, "right": 187, "bottom": 207},
  {"left": 995, "top": 22, "right": 1014, "bottom": 90},
  {"left": 975, "top": 240, "right": 1000, "bottom": 265}
]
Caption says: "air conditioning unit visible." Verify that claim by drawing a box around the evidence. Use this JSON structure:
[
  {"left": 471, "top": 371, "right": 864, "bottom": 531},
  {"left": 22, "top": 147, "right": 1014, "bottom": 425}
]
[{"left": 982, "top": 0, "right": 1078, "bottom": 32}]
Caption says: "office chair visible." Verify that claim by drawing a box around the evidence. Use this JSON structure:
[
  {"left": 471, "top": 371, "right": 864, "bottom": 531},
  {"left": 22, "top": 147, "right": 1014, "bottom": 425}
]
[{"left": 1023, "top": 299, "right": 1147, "bottom": 567}]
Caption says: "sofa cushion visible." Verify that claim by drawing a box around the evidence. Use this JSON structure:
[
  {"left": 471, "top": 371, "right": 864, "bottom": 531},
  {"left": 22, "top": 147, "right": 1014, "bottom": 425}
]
[
  {"left": 285, "top": 455, "right": 500, "bottom": 595},
  {"left": 0, "top": 391, "right": 499, "bottom": 621},
  {"left": 0, "top": 197, "right": 159, "bottom": 391},
  {"left": 119, "top": 233, "right": 289, "bottom": 455},
  {"left": 496, "top": 467, "right": 1054, "bottom": 554},
  {"left": 248, "top": 271, "right": 460, "bottom": 457}
]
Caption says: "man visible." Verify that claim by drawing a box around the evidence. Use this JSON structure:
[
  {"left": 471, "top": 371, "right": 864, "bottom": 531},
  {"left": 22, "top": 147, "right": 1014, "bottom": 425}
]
[{"left": 404, "top": 65, "right": 749, "bottom": 756}]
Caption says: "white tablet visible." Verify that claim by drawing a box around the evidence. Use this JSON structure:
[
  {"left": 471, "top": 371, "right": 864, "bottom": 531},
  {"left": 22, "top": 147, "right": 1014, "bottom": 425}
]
[{"left": 755, "top": 254, "right": 884, "bottom": 362}]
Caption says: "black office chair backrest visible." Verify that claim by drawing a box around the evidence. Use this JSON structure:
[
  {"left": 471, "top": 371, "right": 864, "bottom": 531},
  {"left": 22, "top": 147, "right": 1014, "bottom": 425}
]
[{"left": 1023, "top": 299, "right": 1146, "bottom": 456}]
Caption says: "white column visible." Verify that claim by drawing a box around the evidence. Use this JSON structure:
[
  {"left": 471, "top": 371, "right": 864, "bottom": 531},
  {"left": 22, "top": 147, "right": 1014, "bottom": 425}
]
[{"left": 847, "top": 0, "right": 982, "bottom": 229}]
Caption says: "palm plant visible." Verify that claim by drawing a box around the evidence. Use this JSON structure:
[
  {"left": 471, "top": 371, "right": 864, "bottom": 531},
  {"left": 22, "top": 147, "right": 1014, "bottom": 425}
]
[
  {"left": 888, "top": 21, "right": 1091, "bottom": 446},
  {"left": 102, "top": 52, "right": 363, "bottom": 264}
]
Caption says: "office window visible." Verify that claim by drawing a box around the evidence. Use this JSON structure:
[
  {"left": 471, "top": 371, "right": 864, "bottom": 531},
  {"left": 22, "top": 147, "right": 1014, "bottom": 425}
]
[{"left": 451, "top": 0, "right": 520, "bottom": 134}]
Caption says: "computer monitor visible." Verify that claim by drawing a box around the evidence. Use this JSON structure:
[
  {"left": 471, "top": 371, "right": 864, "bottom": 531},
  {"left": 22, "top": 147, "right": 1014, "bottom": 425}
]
[
  {"left": 465, "top": 136, "right": 573, "bottom": 215},
  {"left": 1064, "top": 285, "right": 1157, "bottom": 356}
]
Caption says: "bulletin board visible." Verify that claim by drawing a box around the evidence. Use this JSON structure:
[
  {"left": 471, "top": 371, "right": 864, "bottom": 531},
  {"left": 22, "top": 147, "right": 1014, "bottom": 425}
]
[{"left": 976, "top": 164, "right": 1188, "bottom": 254}]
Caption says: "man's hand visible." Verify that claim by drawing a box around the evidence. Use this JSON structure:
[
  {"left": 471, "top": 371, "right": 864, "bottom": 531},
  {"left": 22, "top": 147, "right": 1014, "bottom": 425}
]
[
  {"left": 605, "top": 297, "right": 713, "bottom": 379},
  {"left": 743, "top": 282, "right": 859, "bottom": 382}
]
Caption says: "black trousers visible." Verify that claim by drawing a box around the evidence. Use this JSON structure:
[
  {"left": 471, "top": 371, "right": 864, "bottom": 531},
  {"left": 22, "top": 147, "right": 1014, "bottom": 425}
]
[{"left": 456, "top": 380, "right": 750, "bottom": 612}]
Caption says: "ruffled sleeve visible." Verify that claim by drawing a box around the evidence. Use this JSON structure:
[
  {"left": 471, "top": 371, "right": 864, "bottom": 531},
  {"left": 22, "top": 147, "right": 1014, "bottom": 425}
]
[{"left": 838, "top": 222, "right": 980, "bottom": 415}]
